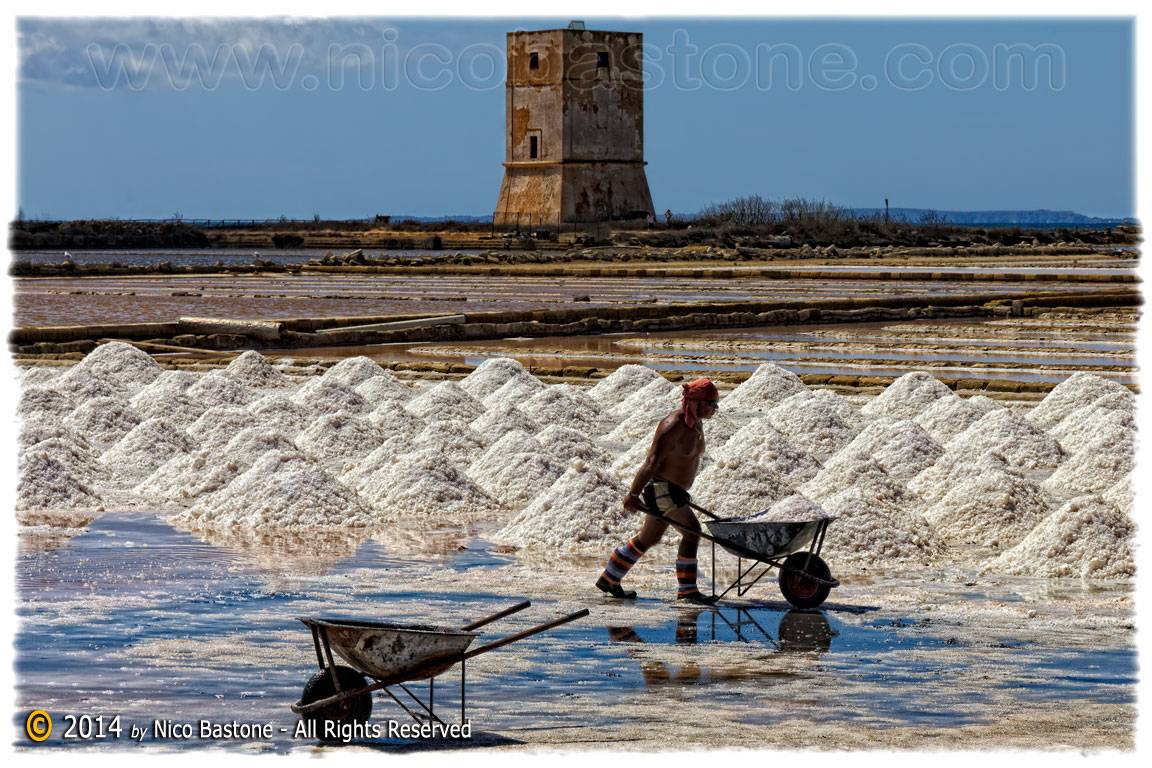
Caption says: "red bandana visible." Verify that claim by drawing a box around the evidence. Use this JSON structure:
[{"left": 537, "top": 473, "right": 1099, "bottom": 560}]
[{"left": 679, "top": 378, "right": 719, "bottom": 429}]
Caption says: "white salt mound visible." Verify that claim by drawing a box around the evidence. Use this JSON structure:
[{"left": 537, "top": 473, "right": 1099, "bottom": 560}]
[
  {"left": 323, "top": 356, "right": 390, "bottom": 388},
  {"left": 130, "top": 391, "right": 209, "bottom": 430},
  {"left": 606, "top": 377, "right": 679, "bottom": 421},
  {"left": 913, "top": 393, "right": 1001, "bottom": 443},
  {"left": 292, "top": 378, "right": 371, "bottom": 416},
  {"left": 482, "top": 375, "right": 547, "bottom": 409},
  {"left": 1043, "top": 428, "right": 1134, "bottom": 500},
  {"left": 712, "top": 418, "right": 822, "bottom": 484},
  {"left": 187, "top": 407, "right": 259, "bottom": 451},
  {"left": 923, "top": 466, "right": 1053, "bottom": 549},
  {"left": 588, "top": 364, "right": 663, "bottom": 404},
  {"left": 19, "top": 366, "right": 65, "bottom": 387},
  {"left": 134, "top": 370, "right": 198, "bottom": 400},
  {"left": 177, "top": 451, "right": 375, "bottom": 528},
  {"left": 692, "top": 460, "right": 796, "bottom": 518},
  {"left": 63, "top": 396, "right": 143, "bottom": 448},
  {"left": 767, "top": 391, "right": 863, "bottom": 458},
  {"left": 355, "top": 372, "right": 412, "bottom": 407},
  {"left": 838, "top": 419, "right": 943, "bottom": 481},
  {"left": 24, "top": 436, "right": 105, "bottom": 482},
  {"left": 73, "top": 342, "right": 161, "bottom": 391},
  {"left": 721, "top": 363, "right": 807, "bottom": 414},
  {"left": 987, "top": 495, "right": 1134, "bottom": 579},
  {"left": 248, "top": 394, "right": 314, "bottom": 436},
  {"left": 100, "top": 418, "right": 193, "bottom": 481},
  {"left": 134, "top": 449, "right": 246, "bottom": 504},
  {"left": 602, "top": 401, "right": 676, "bottom": 445},
  {"left": 296, "top": 413, "right": 388, "bottom": 468},
  {"left": 187, "top": 371, "right": 254, "bottom": 407},
  {"left": 946, "top": 409, "right": 1064, "bottom": 470},
  {"left": 367, "top": 403, "right": 427, "bottom": 439},
  {"left": 19, "top": 423, "right": 93, "bottom": 451},
  {"left": 609, "top": 440, "right": 655, "bottom": 485},
  {"left": 801, "top": 454, "right": 910, "bottom": 507},
  {"left": 469, "top": 402, "right": 542, "bottom": 443},
  {"left": 522, "top": 385, "right": 604, "bottom": 435},
  {"left": 494, "top": 459, "right": 633, "bottom": 550},
  {"left": 470, "top": 451, "right": 566, "bottom": 508},
  {"left": 1049, "top": 397, "right": 1135, "bottom": 452},
  {"left": 19, "top": 387, "right": 76, "bottom": 422},
  {"left": 909, "top": 450, "right": 1016, "bottom": 507},
  {"left": 860, "top": 371, "right": 954, "bottom": 421},
  {"left": 741, "top": 492, "right": 827, "bottom": 522},
  {"left": 52, "top": 366, "right": 130, "bottom": 401},
  {"left": 225, "top": 351, "right": 292, "bottom": 388},
  {"left": 820, "top": 487, "right": 940, "bottom": 566},
  {"left": 18, "top": 451, "right": 103, "bottom": 512},
  {"left": 221, "top": 428, "right": 299, "bottom": 468},
  {"left": 536, "top": 424, "right": 612, "bottom": 465},
  {"left": 412, "top": 419, "right": 488, "bottom": 465},
  {"left": 1027, "top": 373, "right": 1132, "bottom": 432},
  {"left": 360, "top": 448, "right": 496, "bottom": 522},
  {"left": 467, "top": 430, "right": 545, "bottom": 488},
  {"left": 1102, "top": 479, "right": 1133, "bottom": 516},
  {"left": 460, "top": 357, "right": 531, "bottom": 400},
  {"left": 404, "top": 381, "right": 484, "bottom": 423}
]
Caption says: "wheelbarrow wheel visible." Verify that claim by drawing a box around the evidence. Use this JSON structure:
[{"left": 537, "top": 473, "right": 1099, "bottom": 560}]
[
  {"left": 778, "top": 553, "right": 832, "bottom": 609},
  {"left": 299, "top": 665, "right": 372, "bottom": 741}
]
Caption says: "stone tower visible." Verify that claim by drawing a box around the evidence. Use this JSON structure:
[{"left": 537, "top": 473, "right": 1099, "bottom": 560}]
[{"left": 493, "top": 24, "right": 655, "bottom": 227}]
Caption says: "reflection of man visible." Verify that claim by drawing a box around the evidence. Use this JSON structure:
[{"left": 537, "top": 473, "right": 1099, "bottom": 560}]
[{"left": 595, "top": 379, "right": 720, "bottom": 605}]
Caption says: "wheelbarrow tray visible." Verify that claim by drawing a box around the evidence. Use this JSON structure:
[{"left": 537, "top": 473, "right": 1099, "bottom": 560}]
[
  {"left": 704, "top": 518, "right": 829, "bottom": 561},
  {"left": 300, "top": 617, "right": 477, "bottom": 686}
]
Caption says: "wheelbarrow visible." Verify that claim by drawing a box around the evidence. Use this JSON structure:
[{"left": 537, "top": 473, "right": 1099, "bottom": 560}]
[
  {"left": 291, "top": 600, "right": 588, "bottom": 739},
  {"left": 641, "top": 500, "right": 839, "bottom": 609}
]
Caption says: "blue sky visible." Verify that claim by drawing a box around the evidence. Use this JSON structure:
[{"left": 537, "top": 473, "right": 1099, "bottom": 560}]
[{"left": 16, "top": 17, "right": 1134, "bottom": 219}]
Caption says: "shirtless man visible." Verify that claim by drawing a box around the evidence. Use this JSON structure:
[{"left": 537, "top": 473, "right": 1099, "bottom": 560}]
[{"left": 595, "top": 378, "right": 720, "bottom": 605}]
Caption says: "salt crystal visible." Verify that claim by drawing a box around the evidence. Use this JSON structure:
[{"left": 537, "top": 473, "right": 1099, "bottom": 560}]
[
  {"left": 720, "top": 363, "right": 808, "bottom": 414},
  {"left": 740, "top": 492, "right": 828, "bottom": 522},
  {"left": 322, "top": 356, "right": 391, "bottom": 388},
  {"left": 469, "top": 402, "right": 542, "bottom": 443},
  {"left": 909, "top": 450, "right": 1015, "bottom": 507},
  {"left": 63, "top": 396, "right": 143, "bottom": 448},
  {"left": 712, "top": 418, "right": 822, "bottom": 483},
  {"left": 187, "top": 371, "right": 254, "bottom": 407},
  {"left": 460, "top": 357, "right": 531, "bottom": 400},
  {"left": 860, "top": 371, "right": 954, "bottom": 421},
  {"left": 692, "top": 460, "right": 796, "bottom": 518},
  {"left": 221, "top": 427, "right": 299, "bottom": 468},
  {"left": 292, "top": 377, "right": 371, "bottom": 416},
  {"left": 1026, "top": 372, "right": 1132, "bottom": 431},
  {"left": 587, "top": 364, "right": 664, "bottom": 404},
  {"left": 225, "top": 350, "right": 293, "bottom": 388},
  {"left": 404, "top": 381, "right": 484, "bottom": 423}
]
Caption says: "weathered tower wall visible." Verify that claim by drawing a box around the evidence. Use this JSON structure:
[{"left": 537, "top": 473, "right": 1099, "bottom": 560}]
[{"left": 494, "top": 28, "right": 655, "bottom": 226}]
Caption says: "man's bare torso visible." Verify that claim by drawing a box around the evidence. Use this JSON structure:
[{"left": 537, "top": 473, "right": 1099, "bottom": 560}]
[{"left": 650, "top": 412, "right": 705, "bottom": 490}]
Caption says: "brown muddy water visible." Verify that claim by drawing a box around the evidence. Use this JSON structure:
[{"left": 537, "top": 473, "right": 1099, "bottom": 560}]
[{"left": 14, "top": 510, "right": 1136, "bottom": 752}]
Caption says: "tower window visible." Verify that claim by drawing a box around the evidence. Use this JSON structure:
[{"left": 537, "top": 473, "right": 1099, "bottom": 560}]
[
  {"left": 529, "top": 135, "right": 538, "bottom": 159},
  {"left": 596, "top": 51, "right": 609, "bottom": 69},
  {"left": 529, "top": 51, "right": 539, "bottom": 69}
]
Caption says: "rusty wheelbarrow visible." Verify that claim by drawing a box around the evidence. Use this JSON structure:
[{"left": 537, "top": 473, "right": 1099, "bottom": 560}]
[{"left": 291, "top": 600, "right": 588, "bottom": 738}]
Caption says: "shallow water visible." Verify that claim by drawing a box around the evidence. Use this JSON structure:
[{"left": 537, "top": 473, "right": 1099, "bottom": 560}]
[{"left": 14, "top": 511, "right": 1136, "bottom": 752}]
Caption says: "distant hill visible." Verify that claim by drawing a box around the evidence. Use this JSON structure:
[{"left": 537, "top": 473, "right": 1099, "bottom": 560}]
[{"left": 845, "top": 208, "right": 1135, "bottom": 227}]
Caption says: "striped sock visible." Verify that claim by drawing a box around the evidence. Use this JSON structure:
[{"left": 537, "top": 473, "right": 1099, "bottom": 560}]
[
  {"left": 676, "top": 557, "right": 700, "bottom": 597},
  {"left": 601, "top": 537, "right": 649, "bottom": 585}
]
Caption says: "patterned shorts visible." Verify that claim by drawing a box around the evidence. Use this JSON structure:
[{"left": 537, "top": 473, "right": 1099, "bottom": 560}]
[{"left": 642, "top": 480, "right": 691, "bottom": 514}]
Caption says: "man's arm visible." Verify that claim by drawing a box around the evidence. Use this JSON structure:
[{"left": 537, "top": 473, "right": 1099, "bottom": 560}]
[{"left": 625, "top": 415, "right": 677, "bottom": 509}]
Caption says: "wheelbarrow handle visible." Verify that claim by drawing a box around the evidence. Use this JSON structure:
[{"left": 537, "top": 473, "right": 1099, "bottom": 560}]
[
  {"left": 460, "top": 599, "right": 532, "bottom": 631},
  {"left": 462, "top": 608, "right": 590, "bottom": 660}
]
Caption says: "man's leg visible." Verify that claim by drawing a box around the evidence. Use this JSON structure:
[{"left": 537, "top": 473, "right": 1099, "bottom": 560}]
[
  {"left": 597, "top": 515, "right": 667, "bottom": 599},
  {"left": 664, "top": 506, "right": 716, "bottom": 604}
]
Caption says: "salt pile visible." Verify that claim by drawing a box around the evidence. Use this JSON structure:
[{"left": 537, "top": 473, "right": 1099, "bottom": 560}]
[
  {"left": 800, "top": 454, "right": 910, "bottom": 508},
  {"left": 923, "top": 465, "right": 1052, "bottom": 549},
  {"left": 24, "top": 436, "right": 106, "bottom": 483},
  {"left": 860, "top": 371, "right": 953, "bottom": 421},
  {"left": 135, "top": 449, "right": 246, "bottom": 503},
  {"left": 712, "top": 418, "right": 822, "bottom": 483},
  {"left": 701, "top": 410, "right": 742, "bottom": 446},
  {"left": 19, "top": 423, "right": 93, "bottom": 451},
  {"left": 339, "top": 436, "right": 415, "bottom": 493},
  {"left": 291, "top": 378, "right": 370, "bottom": 416},
  {"left": 610, "top": 440, "right": 655, "bottom": 485},
  {"left": 1048, "top": 394, "right": 1135, "bottom": 451},
  {"left": 1043, "top": 427, "right": 1134, "bottom": 499},
  {"left": 177, "top": 451, "right": 376, "bottom": 528},
  {"left": 355, "top": 372, "right": 412, "bottom": 407},
  {"left": 469, "top": 401, "right": 542, "bottom": 443},
  {"left": 587, "top": 364, "right": 664, "bottom": 404},
  {"left": 187, "top": 407, "right": 259, "bottom": 451},
  {"left": 741, "top": 493, "right": 828, "bottom": 522},
  {"left": 913, "top": 393, "right": 1001, "bottom": 443},
  {"left": 606, "top": 377, "right": 679, "bottom": 421},
  {"left": 838, "top": 420, "right": 944, "bottom": 481},
  {"left": 412, "top": 419, "right": 488, "bottom": 465},
  {"left": 358, "top": 448, "right": 496, "bottom": 522},
  {"left": 460, "top": 357, "right": 532, "bottom": 400},
  {"left": 134, "top": 369, "right": 197, "bottom": 400},
  {"left": 52, "top": 366, "right": 129, "bottom": 402},
  {"left": 18, "top": 387, "right": 75, "bottom": 422},
  {"left": 296, "top": 413, "right": 388, "bottom": 469},
  {"left": 946, "top": 409, "right": 1065, "bottom": 470},
  {"left": 692, "top": 462, "right": 796, "bottom": 518},
  {"left": 247, "top": 394, "right": 314, "bottom": 436},
  {"left": 18, "top": 451, "right": 103, "bottom": 512},
  {"left": 469, "top": 451, "right": 566, "bottom": 508},
  {"left": 987, "top": 495, "right": 1134, "bottom": 579},
  {"left": 63, "top": 396, "right": 143, "bottom": 448},
  {"left": 767, "top": 391, "right": 864, "bottom": 458},
  {"left": 494, "top": 459, "right": 633, "bottom": 549},
  {"left": 522, "top": 385, "right": 605, "bottom": 435},
  {"left": 220, "top": 427, "right": 299, "bottom": 468},
  {"left": 1102, "top": 479, "right": 1133, "bottom": 516},
  {"left": 225, "top": 350, "right": 292, "bottom": 388},
  {"left": 367, "top": 403, "right": 427, "bottom": 439},
  {"left": 129, "top": 391, "right": 209, "bottom": 430},
  {"left": 482, "top": 374, "right": 547, "bottom": 409},
  {"left": 71, "top": 342, "right": 162, "bottom": 391},
  {"left": 909, "top": 450, "right": 1017, "bottom": 507},
  {"left": 100, "top": 418, "right": 194, "bottom": 482},
  {"left": 467, "top": 430, "right": 545, "bottom": 487},
  {"left": 187, "top": 371, "right": 254, "bottom": 407},
  {"left": 721, "top": 363, "right": 808, "bottom": 414},
  {"left": 404, "top": 381, "right": 484, "bottom": 423},
  {"left": 602, "top": 400, "right": 677, "bottom": 445},
  {"left": 536, "top": 424, "right": 612, "bottom": 465},
  {"left": 1026, "top": 372, "right": 1133, "bottom": 431},
  {"left": 19, "top": 366, "right": 65, "bottom": 387},
  {"left": 322, "top": 356, "right": 391, "bottom": 388},
  {"left": 819, "top": 487, "right": 940, "bottom": 566}
]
